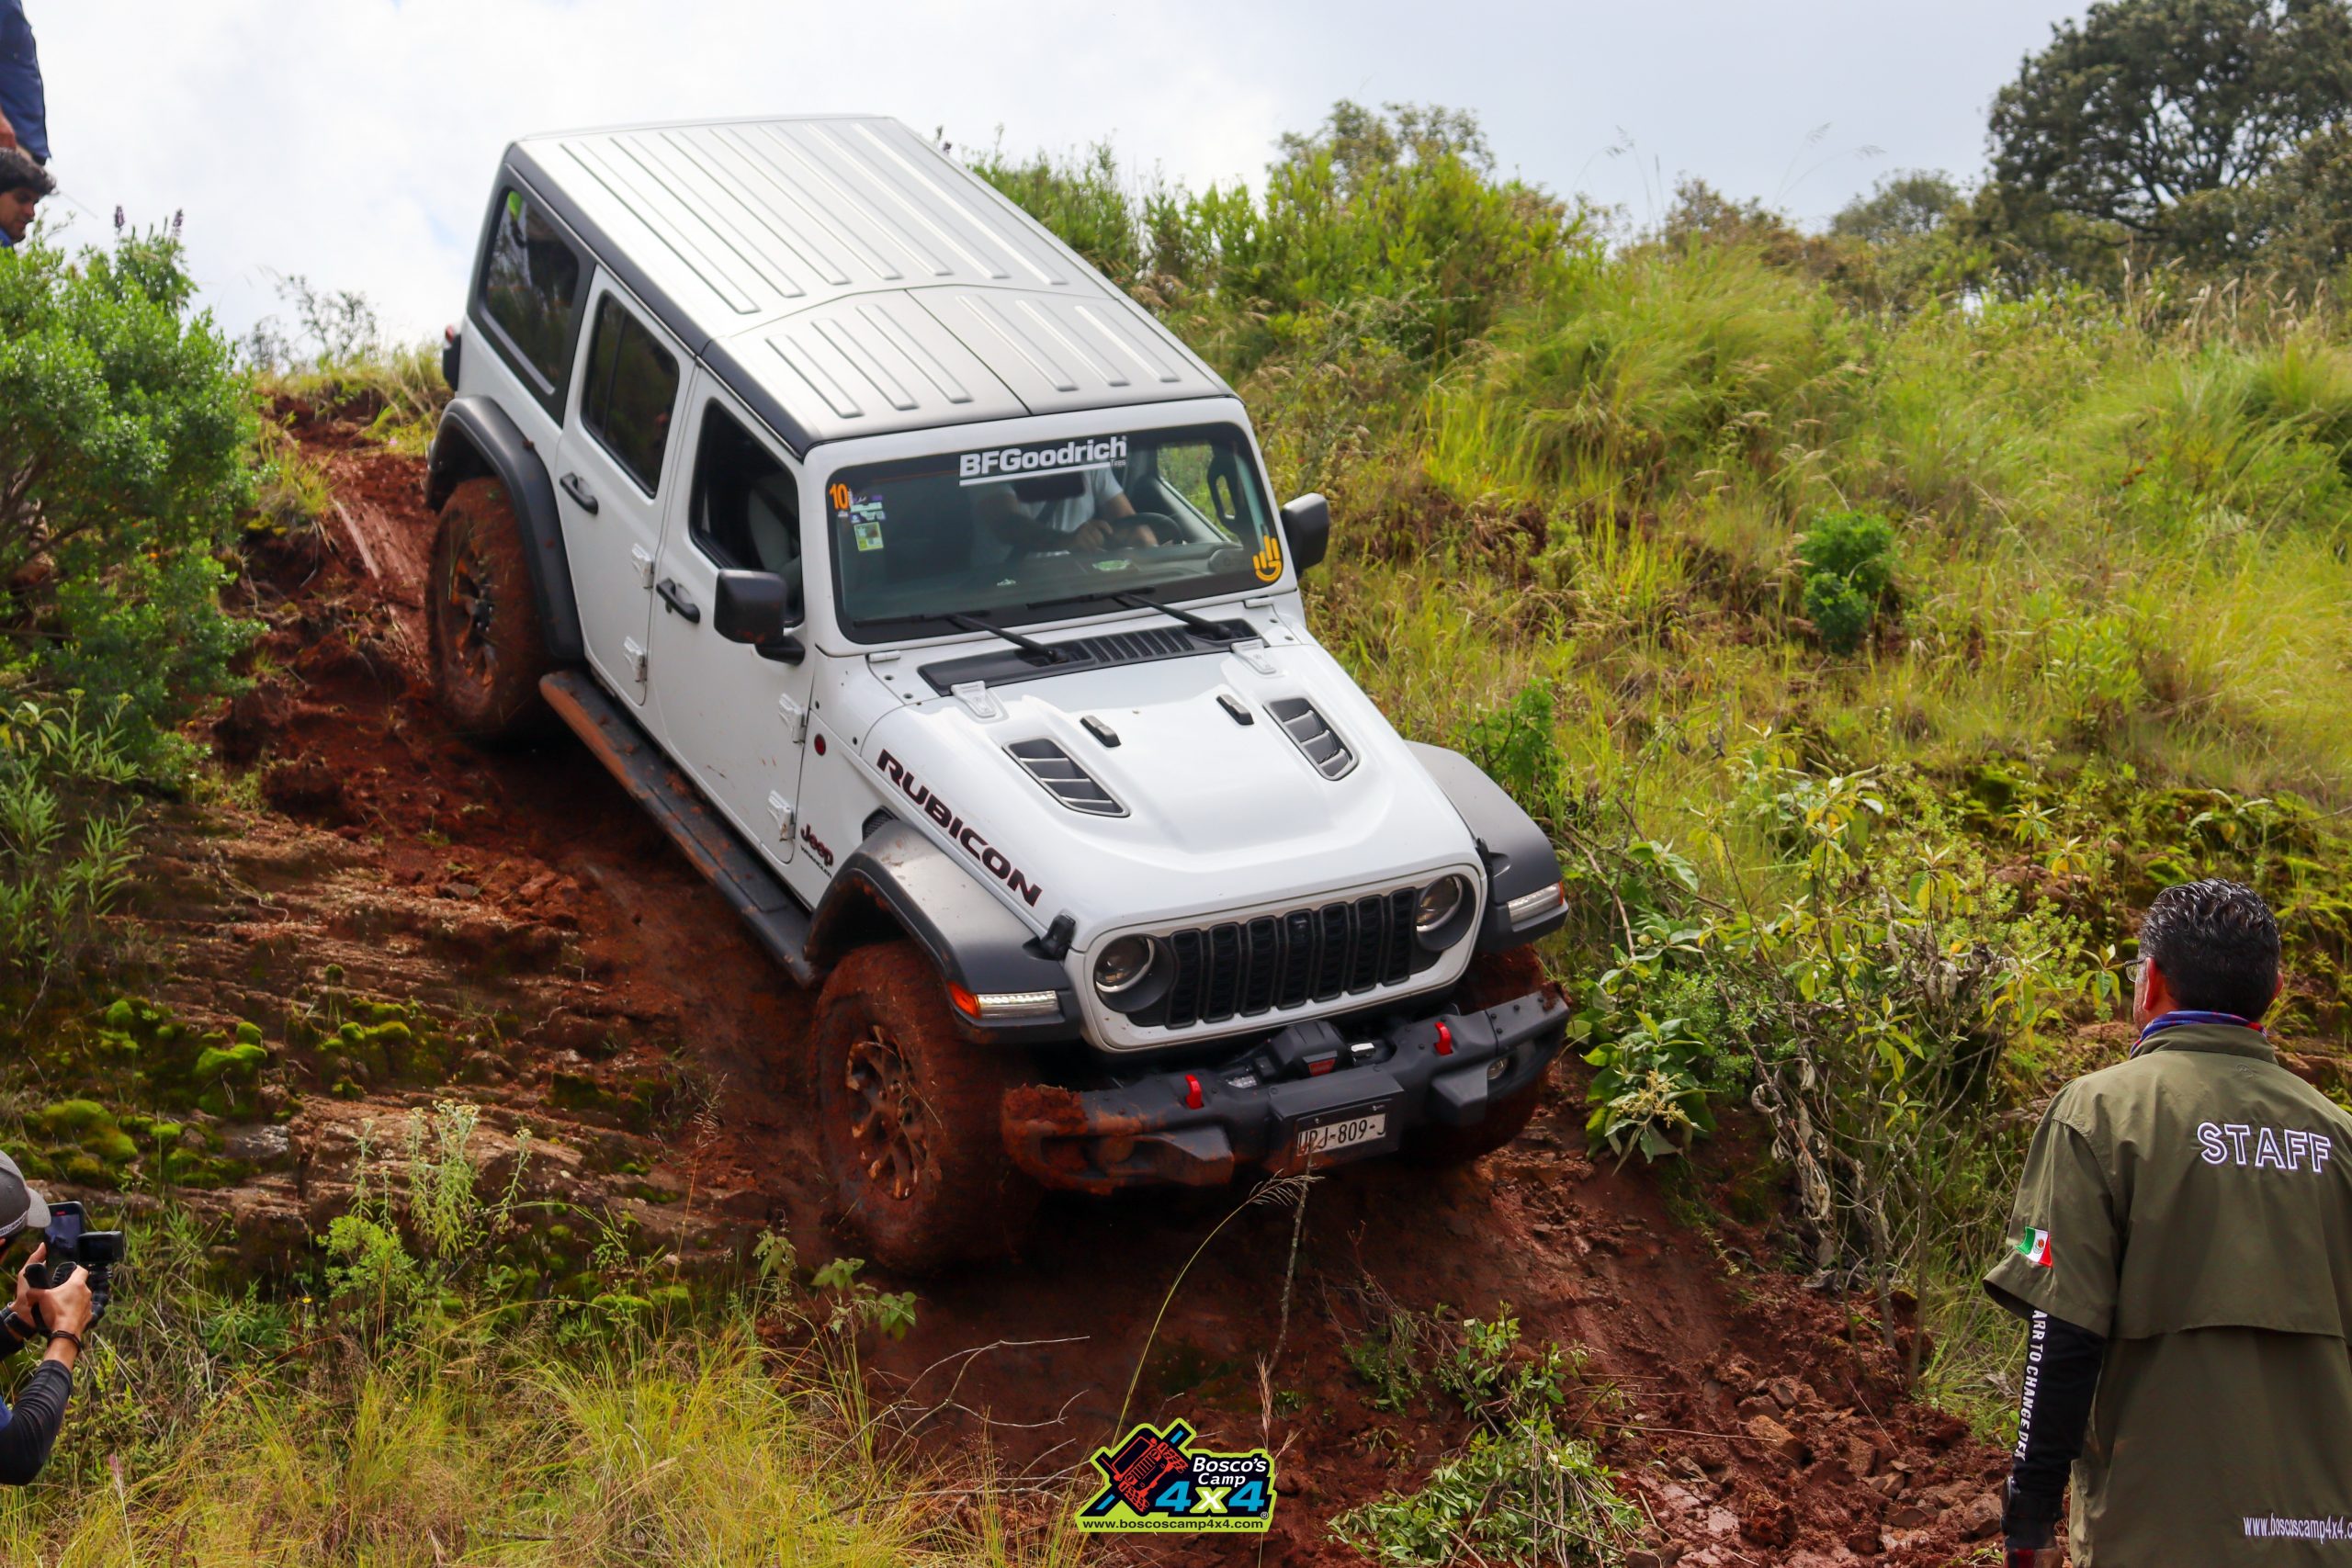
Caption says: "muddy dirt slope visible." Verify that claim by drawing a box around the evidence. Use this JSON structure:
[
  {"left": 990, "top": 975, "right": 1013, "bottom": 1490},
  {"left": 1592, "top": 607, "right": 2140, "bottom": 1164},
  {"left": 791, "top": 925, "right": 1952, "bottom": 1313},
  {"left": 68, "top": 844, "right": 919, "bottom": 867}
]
[{"left": 127, "top": 403, "right": 2008, "bottom": 1565}]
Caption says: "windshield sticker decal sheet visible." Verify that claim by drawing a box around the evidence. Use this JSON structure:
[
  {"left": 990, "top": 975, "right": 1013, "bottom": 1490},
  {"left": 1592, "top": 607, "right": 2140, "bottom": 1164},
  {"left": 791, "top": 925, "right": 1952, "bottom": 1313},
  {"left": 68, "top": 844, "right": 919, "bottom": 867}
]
[
  {"left": 958, "top": 436, "right": 1127, "bottom": 486},
  {"left": 849, "top": 494, "right": 888, "bottom": 552}
]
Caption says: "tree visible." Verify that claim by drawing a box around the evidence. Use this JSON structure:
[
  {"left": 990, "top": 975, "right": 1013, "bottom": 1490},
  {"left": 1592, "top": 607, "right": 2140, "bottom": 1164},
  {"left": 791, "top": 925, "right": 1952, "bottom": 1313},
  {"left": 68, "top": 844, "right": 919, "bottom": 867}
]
[
  {"left": 1274, "top": 100, "right": 1493, "bottom": 196},
  {"left": 1829, "top": 170, "right": 1962, "bottom": 244},
  {"left": 1989, "top": 0, "right": 2352, "bottom": 252}
]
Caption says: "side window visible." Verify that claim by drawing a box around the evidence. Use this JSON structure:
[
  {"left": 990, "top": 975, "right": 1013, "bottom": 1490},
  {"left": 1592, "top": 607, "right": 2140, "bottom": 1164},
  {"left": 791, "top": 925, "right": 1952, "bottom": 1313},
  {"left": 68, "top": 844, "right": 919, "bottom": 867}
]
[
  {"left": 579, "top": 295, "right": 682, "bottom": 494},
  {"left": 690, "top": 404, "right": 803, "bottom": 612},
  {"left": 479, "top": 187, "right": 586, "bottom": 400}
]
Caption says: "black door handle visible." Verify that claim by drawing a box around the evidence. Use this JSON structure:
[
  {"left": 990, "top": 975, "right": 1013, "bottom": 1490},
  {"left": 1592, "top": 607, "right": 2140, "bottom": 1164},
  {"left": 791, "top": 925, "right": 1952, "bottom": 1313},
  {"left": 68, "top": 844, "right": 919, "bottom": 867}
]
[
  {"left": 655, "top": 579, "right": 700, "bottom": 623},
  {"left": 560, "top": 472, "right": 599, "bottom": 514}
]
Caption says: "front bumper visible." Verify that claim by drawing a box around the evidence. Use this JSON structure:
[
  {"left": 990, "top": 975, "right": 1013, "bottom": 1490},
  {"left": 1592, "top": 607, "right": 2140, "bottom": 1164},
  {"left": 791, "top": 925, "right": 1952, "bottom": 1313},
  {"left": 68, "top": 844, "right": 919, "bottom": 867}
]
[{"left": 1001, "top": 987, "right": 1567, "bottom": 1193}]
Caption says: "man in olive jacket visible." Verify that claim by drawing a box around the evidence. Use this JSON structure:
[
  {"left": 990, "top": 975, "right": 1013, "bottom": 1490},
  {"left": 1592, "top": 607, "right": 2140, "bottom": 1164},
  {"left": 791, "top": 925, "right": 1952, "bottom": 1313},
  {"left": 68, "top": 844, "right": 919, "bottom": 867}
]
[{"left": 1986, "top": 879, "right": 2352, "bottom": 1565}]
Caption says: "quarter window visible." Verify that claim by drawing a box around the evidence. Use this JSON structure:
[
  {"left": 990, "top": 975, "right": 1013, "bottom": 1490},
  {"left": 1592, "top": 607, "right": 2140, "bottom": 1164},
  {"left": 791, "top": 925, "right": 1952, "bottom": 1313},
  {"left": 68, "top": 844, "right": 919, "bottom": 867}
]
[
  {"left": 690, "top": 404, "right": 801, "bottom": 578},
  {"left": 479, "top": 188, "right": 585, "bottom": 398},
  {"left": 579, "top": 295, "right": 681, "bottom": 494}
]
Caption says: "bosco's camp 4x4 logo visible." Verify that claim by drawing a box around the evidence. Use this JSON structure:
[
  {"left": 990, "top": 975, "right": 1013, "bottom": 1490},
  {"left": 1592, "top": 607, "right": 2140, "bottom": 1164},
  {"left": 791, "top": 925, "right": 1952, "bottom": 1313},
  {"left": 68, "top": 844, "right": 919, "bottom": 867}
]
[{"left": 1076, "top": 1419, "right": 1277, "bottom": 1534}]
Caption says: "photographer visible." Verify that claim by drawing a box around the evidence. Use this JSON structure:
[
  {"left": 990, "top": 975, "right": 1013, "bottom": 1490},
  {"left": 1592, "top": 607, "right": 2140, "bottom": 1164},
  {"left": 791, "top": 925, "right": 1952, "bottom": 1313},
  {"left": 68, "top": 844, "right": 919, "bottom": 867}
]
[{"left": 0, "top": 1151, "right": 86, "bottom": 1484}]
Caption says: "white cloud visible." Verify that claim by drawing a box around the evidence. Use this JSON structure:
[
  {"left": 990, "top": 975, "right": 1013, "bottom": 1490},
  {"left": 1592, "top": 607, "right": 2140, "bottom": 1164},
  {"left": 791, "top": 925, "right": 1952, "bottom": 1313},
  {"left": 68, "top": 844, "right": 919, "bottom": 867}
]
[{"left": 28, "top": 0, "right": 2083, "bottom": 344}]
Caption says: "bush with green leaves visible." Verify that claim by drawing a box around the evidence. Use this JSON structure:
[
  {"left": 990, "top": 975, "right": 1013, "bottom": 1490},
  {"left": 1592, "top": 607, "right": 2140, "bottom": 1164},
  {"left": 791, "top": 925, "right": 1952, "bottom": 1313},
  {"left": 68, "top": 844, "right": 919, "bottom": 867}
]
[
  {"left": 973, "top": 100, "right": 1589, "bottom": 372},
  {"left": 0, "top": 231, "right": 257, "bottom": 775},
  {"left": 1796, "top": 509, "right": 1896, "bottom": 653},
  {"left": 1452, "top": 682, "right": 1569, "bottom": 829}
]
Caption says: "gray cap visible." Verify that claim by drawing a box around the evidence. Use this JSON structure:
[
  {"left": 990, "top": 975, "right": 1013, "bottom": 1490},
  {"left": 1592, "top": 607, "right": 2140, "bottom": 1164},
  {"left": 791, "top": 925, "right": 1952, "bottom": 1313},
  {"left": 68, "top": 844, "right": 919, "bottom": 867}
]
[{"left": 0, "top": 1153, "right": 50, "bottom": 1240}]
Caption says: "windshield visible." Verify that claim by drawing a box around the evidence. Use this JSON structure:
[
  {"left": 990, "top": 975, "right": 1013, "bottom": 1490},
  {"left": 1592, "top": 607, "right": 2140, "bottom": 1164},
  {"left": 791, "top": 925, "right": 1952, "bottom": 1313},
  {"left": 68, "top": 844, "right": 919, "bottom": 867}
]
[{"left": 826, "top": 423, "right": 1279, "bottom": 641}]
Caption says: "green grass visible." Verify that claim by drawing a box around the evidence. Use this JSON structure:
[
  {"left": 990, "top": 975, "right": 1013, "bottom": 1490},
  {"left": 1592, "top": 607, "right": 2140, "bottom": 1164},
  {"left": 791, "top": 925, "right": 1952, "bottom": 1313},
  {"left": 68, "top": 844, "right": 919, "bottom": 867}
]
[{"left": 0, "top": 1157, "right": 1068, "bottom": 1568}]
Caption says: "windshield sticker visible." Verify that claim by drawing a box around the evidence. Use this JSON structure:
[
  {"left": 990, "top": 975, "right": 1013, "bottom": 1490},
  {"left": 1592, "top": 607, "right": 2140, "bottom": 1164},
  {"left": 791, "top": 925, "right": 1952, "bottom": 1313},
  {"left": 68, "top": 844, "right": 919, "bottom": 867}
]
[
  {"left": 959, "top": 436, "right": 1127, "bottom": 487},
  {"left": 1251, "top": 531, "right": 1283, "bottom": 582},
  {"left": 849, "top": 495, "right": 888, "bottom": 552},
  {"left": 1091, "top": 558, "right": 1133, "bottom": 572}
]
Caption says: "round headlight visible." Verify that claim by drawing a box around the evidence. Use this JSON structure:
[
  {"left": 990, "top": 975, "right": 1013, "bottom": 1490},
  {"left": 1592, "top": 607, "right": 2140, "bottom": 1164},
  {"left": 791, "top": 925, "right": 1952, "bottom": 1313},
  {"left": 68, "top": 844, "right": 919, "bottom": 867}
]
[
  {"left": 1093, "top": 935, "right": 1158, "bottom": 997},
  {"left": 1415, "top": 874, "right": 1470, "bottom": 936}
]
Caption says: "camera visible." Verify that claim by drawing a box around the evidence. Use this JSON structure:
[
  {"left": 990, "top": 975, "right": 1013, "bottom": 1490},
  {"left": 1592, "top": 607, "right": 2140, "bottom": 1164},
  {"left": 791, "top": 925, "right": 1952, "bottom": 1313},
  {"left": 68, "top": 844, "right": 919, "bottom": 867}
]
[{"left": 26, "top": 1201, "right": 122, "bottom": 1322}]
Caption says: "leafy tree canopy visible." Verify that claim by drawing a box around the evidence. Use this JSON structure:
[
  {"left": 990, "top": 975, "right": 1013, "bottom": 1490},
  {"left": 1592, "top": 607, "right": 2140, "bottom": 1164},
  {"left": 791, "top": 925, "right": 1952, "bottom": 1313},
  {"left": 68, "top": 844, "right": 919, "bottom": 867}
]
[
  {"left": 1988, "top": 0, "right": 2352, "bottom": 236},
  {"left": 1829, "top": 171, "right": 1963, "bottom": 244},
  {"left": 1275, "top": 100, "right": 1493, "bottom": 195}
]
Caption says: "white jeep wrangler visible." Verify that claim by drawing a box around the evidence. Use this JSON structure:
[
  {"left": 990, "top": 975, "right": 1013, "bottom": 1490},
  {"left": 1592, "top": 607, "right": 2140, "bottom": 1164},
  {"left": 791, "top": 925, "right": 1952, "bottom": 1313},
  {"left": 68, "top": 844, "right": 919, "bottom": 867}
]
[{"left": 424, "top": 115, "right": 1570, "bottom": 1270}]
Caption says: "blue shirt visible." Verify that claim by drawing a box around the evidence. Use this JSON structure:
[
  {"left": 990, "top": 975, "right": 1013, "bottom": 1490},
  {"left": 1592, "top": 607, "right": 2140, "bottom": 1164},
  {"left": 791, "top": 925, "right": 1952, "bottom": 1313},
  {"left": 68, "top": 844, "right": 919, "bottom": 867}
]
[{"left": 0, "top": 0, "right": 45, "bottom": 166}]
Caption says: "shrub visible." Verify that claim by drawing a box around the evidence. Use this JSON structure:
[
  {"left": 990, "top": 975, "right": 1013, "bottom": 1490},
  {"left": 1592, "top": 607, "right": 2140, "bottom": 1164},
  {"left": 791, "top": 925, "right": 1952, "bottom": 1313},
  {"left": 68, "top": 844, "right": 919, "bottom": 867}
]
[
  {"left": 971, "top": 101, "right": 1590, "bottom": 371},
  {"left": 0, "top": 231, "right": 257, "bottom": 774},
  {"left": 1796, "top": 509, "right": 1897, "bottom": 653}
]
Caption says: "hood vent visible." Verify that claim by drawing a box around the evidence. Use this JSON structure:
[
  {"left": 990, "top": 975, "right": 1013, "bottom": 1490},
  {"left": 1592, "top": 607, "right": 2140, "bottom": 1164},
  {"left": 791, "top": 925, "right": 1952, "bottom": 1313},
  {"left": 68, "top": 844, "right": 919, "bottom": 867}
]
[
  {"left": 1268, "top": 698, "right": 1357, "bottom": 781},
  {"left": 1006, "top": 739, "right": 1127, "bottom": 817}
]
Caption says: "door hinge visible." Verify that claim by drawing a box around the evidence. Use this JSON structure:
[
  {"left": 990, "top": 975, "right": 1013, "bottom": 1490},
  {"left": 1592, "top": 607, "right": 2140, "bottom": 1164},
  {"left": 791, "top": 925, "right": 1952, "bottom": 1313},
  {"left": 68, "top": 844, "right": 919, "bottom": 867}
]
[
  {"left": 766, "top": 790, "right": 795, "bottom": 839},
  {"left": 623, "top": 637, "right": 648, "bottom": 685},
  {"left": 778, "top": 692, "right": 809, "bottom": 743},
  {"left": 630, "top": 544, "right": 656, "bottom": 588}
]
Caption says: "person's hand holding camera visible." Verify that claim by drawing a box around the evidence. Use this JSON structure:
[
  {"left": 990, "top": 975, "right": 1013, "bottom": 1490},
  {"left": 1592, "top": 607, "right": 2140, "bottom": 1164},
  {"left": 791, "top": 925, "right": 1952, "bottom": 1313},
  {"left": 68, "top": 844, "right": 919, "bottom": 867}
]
[
  {"left": 36, "top": 1267, "right": 90, "bottom": 1337},
  {"left": 7, "top": 1244, "right": 44, "bottom": 1327}
]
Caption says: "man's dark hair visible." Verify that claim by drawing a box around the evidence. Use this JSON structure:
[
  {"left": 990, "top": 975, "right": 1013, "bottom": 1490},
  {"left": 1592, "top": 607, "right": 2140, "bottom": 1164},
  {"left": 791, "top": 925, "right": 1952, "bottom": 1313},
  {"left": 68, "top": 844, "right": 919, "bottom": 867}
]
[
  {"left": 0, "top": 149, "right": 52, "bottom": 199},
  {"left": 2140, "top": 878, "right": 2281, "bottom": 1021}
]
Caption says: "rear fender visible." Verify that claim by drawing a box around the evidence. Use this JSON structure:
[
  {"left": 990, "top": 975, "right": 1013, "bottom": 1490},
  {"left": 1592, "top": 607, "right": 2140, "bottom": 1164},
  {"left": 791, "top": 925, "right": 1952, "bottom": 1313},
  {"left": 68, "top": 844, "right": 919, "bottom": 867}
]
[
  {"left": 425, "top": 398, "right": 584, "bottom": 661},
  {"left": 808, "top": 822, "right": 1081, "bottom": 1044}
]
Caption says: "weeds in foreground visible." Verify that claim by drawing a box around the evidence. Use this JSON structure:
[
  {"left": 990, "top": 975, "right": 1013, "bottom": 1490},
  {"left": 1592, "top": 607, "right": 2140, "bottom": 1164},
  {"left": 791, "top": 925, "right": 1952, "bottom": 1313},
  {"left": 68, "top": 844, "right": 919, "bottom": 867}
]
[
  {"left": 0, "top": 1099, "right": 1060, "bottom": 1568},
  {"left": 1333, "top": 1298, "right": 1638, "bottom": 1565}
]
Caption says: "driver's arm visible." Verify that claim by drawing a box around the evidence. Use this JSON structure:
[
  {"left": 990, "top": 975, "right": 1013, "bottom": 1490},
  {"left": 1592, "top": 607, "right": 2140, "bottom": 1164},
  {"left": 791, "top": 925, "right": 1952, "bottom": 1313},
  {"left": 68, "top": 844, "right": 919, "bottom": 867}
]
[{"left": 977, "top": 487, "right": 1065, "bottom": 552}]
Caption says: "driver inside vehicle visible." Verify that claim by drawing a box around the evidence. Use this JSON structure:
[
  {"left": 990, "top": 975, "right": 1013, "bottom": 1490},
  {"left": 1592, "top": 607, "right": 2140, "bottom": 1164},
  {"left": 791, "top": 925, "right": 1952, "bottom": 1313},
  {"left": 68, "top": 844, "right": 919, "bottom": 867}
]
[{"left": 973, "top": 466, "right": 1160, "bottom": 557}]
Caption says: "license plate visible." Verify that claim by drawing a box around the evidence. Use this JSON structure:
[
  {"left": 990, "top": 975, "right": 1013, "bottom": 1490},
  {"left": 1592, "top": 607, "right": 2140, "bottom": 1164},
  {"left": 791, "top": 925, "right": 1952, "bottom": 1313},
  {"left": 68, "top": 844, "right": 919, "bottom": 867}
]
[{"left": 1294, "top": 1107, "right": 1393, "bottom": 1164}]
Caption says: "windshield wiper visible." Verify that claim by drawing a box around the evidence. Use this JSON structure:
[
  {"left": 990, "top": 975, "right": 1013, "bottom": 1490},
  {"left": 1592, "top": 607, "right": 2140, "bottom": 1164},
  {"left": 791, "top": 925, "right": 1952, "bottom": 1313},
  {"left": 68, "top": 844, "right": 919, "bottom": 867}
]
[
  {"left": 941, "top": 611, "right": 1067, "bottom": 663},
  {"left": 1110, "top": 590, "right": 1244, "bottom": 642}
]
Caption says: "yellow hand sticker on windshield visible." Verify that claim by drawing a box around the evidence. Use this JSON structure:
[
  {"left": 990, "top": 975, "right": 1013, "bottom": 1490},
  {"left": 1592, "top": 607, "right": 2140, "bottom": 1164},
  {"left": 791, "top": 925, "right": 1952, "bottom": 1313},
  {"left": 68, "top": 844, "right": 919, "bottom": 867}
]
[{"left": 1251, "top": 533, "right": 1283, "bottom": 582}]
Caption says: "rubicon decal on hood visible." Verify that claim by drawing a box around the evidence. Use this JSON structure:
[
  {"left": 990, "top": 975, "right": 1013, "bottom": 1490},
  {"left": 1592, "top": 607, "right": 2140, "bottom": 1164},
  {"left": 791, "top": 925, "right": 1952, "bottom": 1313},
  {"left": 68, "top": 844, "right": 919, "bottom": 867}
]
[
  {"left": 877, "top": 750, "right": 1044, "bottom": 906},
  {"left": 958, "top": 436, "right": 1127, "bottom": 485}
]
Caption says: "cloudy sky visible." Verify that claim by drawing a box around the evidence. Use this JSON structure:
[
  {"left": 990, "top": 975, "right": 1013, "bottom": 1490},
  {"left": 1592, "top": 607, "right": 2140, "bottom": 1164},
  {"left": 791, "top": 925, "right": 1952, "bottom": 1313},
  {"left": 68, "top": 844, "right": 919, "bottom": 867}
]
[{"left": 28, "top": 1, "right": 2083, "bottom": 347}]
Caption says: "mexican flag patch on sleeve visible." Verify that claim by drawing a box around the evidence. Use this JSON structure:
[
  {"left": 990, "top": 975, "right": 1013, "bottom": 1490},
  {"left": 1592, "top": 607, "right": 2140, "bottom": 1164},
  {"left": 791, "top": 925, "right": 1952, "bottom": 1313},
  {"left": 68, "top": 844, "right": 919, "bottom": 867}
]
[{"left": 2016, "top": 1226, "right": 2054, "bottom": 1269}]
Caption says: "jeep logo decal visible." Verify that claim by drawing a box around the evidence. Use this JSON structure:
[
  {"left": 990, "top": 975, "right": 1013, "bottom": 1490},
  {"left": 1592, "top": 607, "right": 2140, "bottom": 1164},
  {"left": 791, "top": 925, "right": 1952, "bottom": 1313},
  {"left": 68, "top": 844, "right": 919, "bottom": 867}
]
[{"left": 876, "top": 750, "right": 1044, "bottom": 907}]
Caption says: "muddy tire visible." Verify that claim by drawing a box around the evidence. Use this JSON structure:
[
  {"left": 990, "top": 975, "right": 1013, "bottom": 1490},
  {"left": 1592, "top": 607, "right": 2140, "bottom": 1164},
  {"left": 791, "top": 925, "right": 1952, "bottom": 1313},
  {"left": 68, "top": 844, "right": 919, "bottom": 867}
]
[
  {"left": 428, "top": 478, "right": 553, "bottom": 740},
  {"left": 814, "top": 942, "right": 1039, "bottom": 1273},
  {"left": 1406, "top": 946, "right": 1557, "bottom": 1168}
]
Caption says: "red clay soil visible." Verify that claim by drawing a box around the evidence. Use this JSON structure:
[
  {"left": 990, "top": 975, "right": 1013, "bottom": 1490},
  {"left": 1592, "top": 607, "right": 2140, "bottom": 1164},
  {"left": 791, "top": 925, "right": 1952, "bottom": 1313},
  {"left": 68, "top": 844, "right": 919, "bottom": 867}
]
[{"left": 158, "top": 402, "right": 2012, "bottom": 1565}]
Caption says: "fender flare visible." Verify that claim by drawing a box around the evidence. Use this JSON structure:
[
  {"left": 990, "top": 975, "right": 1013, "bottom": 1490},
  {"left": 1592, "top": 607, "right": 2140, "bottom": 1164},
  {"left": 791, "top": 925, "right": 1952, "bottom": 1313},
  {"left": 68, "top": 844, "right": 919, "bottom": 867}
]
[
  {"left": 1408, "top": 742, "right": 1568, "bottom": 952},
  {"left": 424, "top": 397, "right": 585, "bottom": 662},
  {"left": 807, "top": 822, "right": 1081, "bottom": 1044}
]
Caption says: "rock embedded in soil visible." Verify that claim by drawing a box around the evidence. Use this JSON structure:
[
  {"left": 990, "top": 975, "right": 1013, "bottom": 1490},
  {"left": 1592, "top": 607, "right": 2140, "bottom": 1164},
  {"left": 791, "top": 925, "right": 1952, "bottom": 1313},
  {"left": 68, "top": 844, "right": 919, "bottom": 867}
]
[{"left": 1745, "top": 1412, "right": 1807, "bottom": 1466}]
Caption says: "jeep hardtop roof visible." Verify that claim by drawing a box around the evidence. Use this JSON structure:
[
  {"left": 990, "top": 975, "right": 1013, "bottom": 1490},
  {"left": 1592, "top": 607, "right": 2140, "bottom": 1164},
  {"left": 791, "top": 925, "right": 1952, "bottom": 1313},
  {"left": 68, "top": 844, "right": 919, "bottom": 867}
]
[{"left": 501, "top": 114, "right": 1230, "bottom": 456}]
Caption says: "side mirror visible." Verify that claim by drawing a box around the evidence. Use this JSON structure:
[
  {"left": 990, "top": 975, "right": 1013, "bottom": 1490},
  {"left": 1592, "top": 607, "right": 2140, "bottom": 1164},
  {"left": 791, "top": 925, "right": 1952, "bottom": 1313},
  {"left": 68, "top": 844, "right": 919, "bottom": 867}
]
[
  {"left": 1279, "top": 493, "right": 1330, "bottom": 576},
  {"left": 712, "top": 570, "right": 790, "bottom": 645}
]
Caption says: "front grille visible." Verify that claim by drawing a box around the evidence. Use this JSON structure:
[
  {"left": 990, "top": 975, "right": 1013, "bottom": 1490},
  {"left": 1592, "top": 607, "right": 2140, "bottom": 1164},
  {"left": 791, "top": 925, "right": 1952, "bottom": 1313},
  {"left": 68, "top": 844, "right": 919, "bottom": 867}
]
[{"left": 1159, "top": 888, "right": 1417, "bottom": 1030}]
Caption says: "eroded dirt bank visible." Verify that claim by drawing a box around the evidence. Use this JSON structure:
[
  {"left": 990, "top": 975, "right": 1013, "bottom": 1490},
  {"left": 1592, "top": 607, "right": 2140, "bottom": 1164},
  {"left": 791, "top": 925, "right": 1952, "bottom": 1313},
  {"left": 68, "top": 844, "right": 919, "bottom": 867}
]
[{"left": 116, "top": 403, "right": 2008, "bottom": 1565}]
